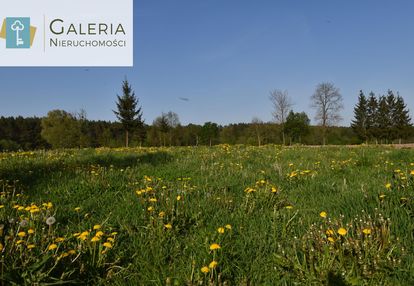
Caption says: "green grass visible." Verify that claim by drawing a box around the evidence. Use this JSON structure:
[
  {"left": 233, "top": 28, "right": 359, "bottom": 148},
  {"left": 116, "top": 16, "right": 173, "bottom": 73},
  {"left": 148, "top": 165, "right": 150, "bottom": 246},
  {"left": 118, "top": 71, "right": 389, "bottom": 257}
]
[{"left": 1, "top": 145, "right": 414, "bottom": 285}]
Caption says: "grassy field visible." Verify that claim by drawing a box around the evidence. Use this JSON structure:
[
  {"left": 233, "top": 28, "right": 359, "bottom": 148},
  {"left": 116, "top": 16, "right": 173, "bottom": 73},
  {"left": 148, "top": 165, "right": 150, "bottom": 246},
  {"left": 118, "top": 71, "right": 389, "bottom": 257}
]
[{"left": 1, "top": 145, "right": 414, "bottom": 285}]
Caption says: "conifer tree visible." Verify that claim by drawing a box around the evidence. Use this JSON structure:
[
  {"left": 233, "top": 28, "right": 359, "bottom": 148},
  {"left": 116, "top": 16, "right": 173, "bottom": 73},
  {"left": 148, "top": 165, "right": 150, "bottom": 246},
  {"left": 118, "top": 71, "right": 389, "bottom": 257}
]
[
  {"left": 351, "top": 90, "right": 368, "bottom": 142},
  {"left": 366, "top": 92, "right": 378, "bottom": 142},
  {"left": 113, "top": 80, "right": 144, "bottom": 147},
  {"left": 393, "top": 94, "right": 412, "bottom": 142}
]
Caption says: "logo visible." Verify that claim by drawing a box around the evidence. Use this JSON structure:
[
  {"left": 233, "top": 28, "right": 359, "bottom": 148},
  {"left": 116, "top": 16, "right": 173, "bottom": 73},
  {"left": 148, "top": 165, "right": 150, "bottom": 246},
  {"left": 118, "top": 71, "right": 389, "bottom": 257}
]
[{"left": 0, "top": 17, "right": 36, "bottom": 48}]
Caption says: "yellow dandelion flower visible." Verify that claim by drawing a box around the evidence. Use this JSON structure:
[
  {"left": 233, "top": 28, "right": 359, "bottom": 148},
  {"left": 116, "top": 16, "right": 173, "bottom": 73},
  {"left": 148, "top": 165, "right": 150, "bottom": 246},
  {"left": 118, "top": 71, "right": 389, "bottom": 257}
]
[
  {"left": 176, "top": 195, "right": 182, "bottom": 201},
  {"left": 74, "top": 207, "right": 81, "bottom": 212},
  {"left": 410, "top": 170, "right": 414, "bottom": 176},
  {"left": 326, "top": 229, "right": 334, "bottom": 236},
  {"left": 17, "top": 231, "right": 26, "bottom": 238},
  {"left": 27, "top": 244, "right": 35, "bottom": 249},
  {"left": 385, "top": 183, "right": 392, "bottom": 190},
  {"left": 149, "top": 198, "right": 157, "bottom": 202},
  {"left": 48, "top": 244, "right": 58, "bottom": 250},
  {"left": 93, "top": 224, "right": 101, "bottom": 230},
  {"left": 319, "top": 211, "right": 327, "bottom": 218},
  {"left": 0, "top": 205, "right": 4, "bottom": 209},
  {"left": 337, "top": 228, "right": 347, "bottom": 236},
  {"left": 285, "top": 205, "right": 293, "bottom": 209},
  {"left": 201, "top": 266, "right": 209, "bottom": 273},
  {"left": 271, "top": 187, "right": 278, "bottom": 193},
  {"left": 103, "top": 242, "right": 113, "bottom": 248},
  {"left": 91, "top": 236, "right": 100, "bottom": 242},
  {"left": 209, "top": 260, "right": 218, "bottom": 269},
  {"left": 28, "top": 228, "right": 35, "bottom": 234},
  {"left": 96, "top": 231, "right": 104, "bottom": 237},
  {"left": 55, "top": 237, "right": 65, "bottom": 243},
  {"left": 362, "top": 228, "right": 372, "bottom": 235},
  {"left": 68, "top": 250, "right": 76, "bottom": 255},
  {"left": 159, "top": 211, "right": 165, "bottom": 217},
  {"left": 327, "top": 237, "right": 335, "bottom": 243},
  {"left": 209, "top": 243, "right": 221, "bottom": 250},
  {"left": 217, "top": 227, "right": 225, "bottom": 234},
  {"left": 164, "top": 223, "right": 172, "bottom": 229},
  {"left": 16, "top": 240, "right": 25, "bottom": 245},
  {"left": 225, "top": 224, "right": 232, "bottom": 230},
  {"left": 107, "top": 237, "right": 115, "bottom": 242},
  {"left": 147, "top": 206, "right": 154, "bottom": 212}
]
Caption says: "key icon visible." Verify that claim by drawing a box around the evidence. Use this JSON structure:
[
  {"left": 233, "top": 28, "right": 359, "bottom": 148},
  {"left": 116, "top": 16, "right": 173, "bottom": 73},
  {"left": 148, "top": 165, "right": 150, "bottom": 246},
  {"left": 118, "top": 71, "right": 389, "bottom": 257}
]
[{"left": 11, "top": 20, "right": 25, "bottom": 47}]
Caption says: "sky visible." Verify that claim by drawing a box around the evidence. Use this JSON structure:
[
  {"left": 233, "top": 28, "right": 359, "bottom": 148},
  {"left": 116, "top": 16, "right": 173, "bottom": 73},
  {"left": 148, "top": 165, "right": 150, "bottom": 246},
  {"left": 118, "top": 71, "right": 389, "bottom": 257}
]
[{"left": 1, "top": 0, "right": 414, "bottom": 126}]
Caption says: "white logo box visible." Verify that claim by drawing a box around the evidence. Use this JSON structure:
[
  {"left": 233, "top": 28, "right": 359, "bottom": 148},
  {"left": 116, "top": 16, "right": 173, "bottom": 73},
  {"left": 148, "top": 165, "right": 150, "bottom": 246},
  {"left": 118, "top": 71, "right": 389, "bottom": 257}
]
[{"left": 0, "top": 0, "right": 133, "bottom": 67}]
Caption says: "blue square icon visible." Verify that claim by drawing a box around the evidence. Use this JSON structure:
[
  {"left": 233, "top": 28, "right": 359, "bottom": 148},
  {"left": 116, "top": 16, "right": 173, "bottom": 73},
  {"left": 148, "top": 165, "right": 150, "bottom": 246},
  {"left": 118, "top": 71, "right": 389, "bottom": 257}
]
[{"left": 6, "top": 17, "right": 31, "bottom": 49}]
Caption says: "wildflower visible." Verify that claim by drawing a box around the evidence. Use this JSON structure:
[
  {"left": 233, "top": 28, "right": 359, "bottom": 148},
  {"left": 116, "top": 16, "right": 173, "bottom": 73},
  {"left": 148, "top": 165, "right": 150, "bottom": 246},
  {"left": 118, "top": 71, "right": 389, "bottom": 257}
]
[
  {"left": 28, "top": 228, "right": 35, "bottom": 234},
  {"left": 379, "top": 194, "right": 386, "bottom": 200},
  {"left": 210, "top": 243, "right": 221, "bottom": 250},
  {"left": 48, "top": 244, "right": 58, "bottom": 250},
  {"left": 225, "top": 224, "right": 232, "bottom": 230},
  {"left": 149, "top": 198, "right": 157, "bottom": 203},
  {"left": 0, "top": 205, "right": 3, "bottom": 209},
  {"left": 285, "top": 205, "right": 293, "bottom": 209},
  {"left": 209, "top": 260, "right": 218, "bottom": 269},
  {"left": 46, "top": 216, "right": 56, "bottom": 226},
  {"left": 74, "top": 207, "right": 81, "bottom": 212},
  {"left": 91, "top": 236, "right": 100, "bottom": 242},
  {"left": 164, "top": 223, "right": 172, "bottom": 229},
  {"left": 244, "top": 187, "right": 256, "bottom": 193},
  {"left": 16, "top": 240, "right": 24, "bottom": 245},
  {"left": 201, "top": 266, "right": 209, "bottom": 273},
  {"left": 217, "top": 227, "right": 225, "bottom": 234},
  {"left": 68, "top": 250, "right": 76, "bottom": 255},
  {"left": 411, "top": 170, "right": 414, "bottom": 176},
  {"left": 327, "top": 237, "right": 335, "bottom": 243},
  {"left": 27, "top": 244, "right": 35, "bottom": 249},
  {"left": 55, "top": 237, "right": 65, "bottom": 243},
  {"left": 326, "top": 229, "right": 334, "bottom": 236},
  {"left": 17, "top": 231, "right": 26, "bottom": 238},
  {"left": 147, "top": 206, "right": 154, "bottom": 212},
  {"left": 385, "top": 183, "right": 392, "bottom": 190},
  {"left": 362, "top": 228, "right": 372, "bottom": 235},
  {"left": 96, "top": 231, "right": 104, "bottom": 238},
  {"left": 93, "top": 224, "right": 101, "bottom": 230},
  {"left": 337, "top": 228, "right": 347, "bottom": 236},
  {"left": 111, "top": 232, "right": 118, "bottom": 236},
  {"left": 176, "top": 195, "right": 182, "bottom": 201},
  {"left": 107, "top": 237, "right": 115, "bottom": 242},
  {"left": 103, "top": 242, "right": 113, "bottom": 248},
  {"left": 319, "top": 211, "right": 327, "bottom": 218},
  {"left": 159, "top": 211, "right": 165, "bottom": 218},
  {"left": 271, "top": 187, "right": 278, "bottom": 193}
]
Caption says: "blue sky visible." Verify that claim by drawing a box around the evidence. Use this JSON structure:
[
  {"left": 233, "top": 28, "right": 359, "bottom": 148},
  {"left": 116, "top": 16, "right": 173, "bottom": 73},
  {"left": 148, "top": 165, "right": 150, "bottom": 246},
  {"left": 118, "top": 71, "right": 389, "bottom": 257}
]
[{"left": 1, "top": 0, "right": 414, "bottom": 126}]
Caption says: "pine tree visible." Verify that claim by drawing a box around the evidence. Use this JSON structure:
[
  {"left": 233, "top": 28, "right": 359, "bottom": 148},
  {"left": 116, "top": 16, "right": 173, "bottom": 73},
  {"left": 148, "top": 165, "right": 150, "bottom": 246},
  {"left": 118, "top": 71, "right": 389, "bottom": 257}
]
[
  {"left": 113, "top": 80, "right": 144, "bottom": 147},
  {"left": 351, "top": 90, "right": 368, "bottom": 142},
  {"left": 366, "top": 92, "right": 378, "bottom": 142}
]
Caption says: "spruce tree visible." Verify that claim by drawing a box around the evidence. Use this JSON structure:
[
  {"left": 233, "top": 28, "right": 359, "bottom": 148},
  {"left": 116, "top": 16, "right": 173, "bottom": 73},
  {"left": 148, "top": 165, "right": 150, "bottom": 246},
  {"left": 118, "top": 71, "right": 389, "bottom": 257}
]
[
  {"left": 377, "top": 95, "right": 391, "bottom": 143},
  {"left": 386, "top": 90, "right": 397, "bottom": 140},
  {"left": 393, "top": 94, "right": 412, "bottom": 142},
  {"left": 366, "top": 92, "right": 378, "bottom": 142},
  {"left": 351, "top": 90, "right": 368, "bottom": 142},
  {"left": 113, "top": 80, "right": 144, "bottom": 147}
]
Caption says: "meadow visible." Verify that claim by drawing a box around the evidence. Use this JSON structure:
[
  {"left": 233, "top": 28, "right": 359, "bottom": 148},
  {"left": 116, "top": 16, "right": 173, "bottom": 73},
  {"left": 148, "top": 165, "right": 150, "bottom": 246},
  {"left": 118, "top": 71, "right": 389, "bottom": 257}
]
[{"left": 0, "top": 145, "right": 413, "bottom": 285}]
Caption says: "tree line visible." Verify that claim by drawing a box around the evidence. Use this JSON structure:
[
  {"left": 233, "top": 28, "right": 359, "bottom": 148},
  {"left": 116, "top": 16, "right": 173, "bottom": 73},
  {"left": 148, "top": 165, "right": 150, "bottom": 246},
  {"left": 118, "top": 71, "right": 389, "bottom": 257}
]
[{"left": 0, "top": 80, "right": 413, "bottom": 151}]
